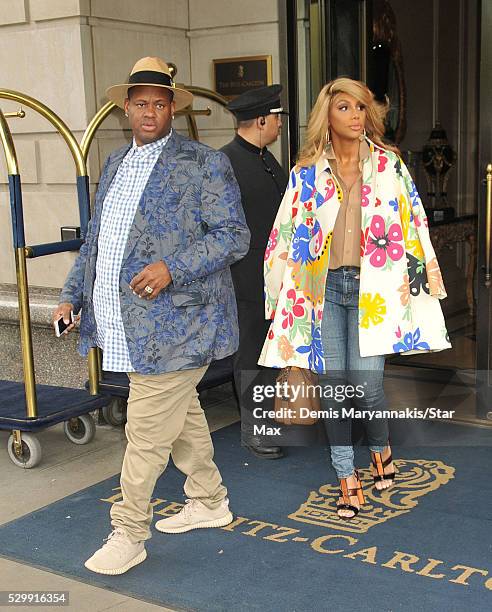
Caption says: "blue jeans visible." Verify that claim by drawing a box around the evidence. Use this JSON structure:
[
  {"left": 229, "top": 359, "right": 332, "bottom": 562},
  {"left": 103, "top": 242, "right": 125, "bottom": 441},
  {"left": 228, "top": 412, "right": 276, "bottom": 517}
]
[{"left": 319, "top": 266, "right": 388, "bottom": 478}]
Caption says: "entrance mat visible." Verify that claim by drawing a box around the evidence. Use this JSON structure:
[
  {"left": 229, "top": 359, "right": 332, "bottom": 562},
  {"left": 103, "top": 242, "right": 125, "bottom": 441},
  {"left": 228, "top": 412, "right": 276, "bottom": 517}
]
[{"left": 0, "top": 423, "right": 491, "bottom": 611}]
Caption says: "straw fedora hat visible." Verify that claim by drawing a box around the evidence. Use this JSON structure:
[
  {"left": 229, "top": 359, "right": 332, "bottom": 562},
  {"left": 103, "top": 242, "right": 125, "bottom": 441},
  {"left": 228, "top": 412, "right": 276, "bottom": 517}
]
[{"left": 106, "top": 56, "right": 193, "bottom": 111}]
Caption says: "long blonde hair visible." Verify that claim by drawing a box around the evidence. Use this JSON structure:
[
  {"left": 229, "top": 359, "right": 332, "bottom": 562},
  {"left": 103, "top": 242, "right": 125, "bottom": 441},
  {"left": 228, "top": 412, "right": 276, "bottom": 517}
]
[{"left": 296, "top": 77, "right": 399, "bottom": 168}]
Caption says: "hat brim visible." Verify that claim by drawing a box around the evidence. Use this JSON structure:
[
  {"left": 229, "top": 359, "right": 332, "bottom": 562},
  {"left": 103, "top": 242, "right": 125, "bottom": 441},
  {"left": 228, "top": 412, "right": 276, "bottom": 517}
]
[{"left": 106, "top": 83, "right": 193, "bottom": 112}]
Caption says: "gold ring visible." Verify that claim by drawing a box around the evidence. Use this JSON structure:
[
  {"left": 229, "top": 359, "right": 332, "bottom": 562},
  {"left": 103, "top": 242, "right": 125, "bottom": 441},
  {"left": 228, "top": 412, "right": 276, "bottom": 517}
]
[{"left": 144, "top": 285, "right": 153, "bottom": 294}]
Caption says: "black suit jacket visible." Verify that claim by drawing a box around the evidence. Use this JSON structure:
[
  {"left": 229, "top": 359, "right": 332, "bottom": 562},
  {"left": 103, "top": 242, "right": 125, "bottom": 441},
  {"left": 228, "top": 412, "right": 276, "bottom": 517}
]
[{"left": 221, "top": 135, "right": 288, "bottom": 304}]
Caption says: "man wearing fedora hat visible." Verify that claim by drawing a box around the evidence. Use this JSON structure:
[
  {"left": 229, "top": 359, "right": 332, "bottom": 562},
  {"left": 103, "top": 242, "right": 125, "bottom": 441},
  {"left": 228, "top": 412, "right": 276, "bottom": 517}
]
[
  {"left": 221, "top": 85, "right": 288, "bottom": 459},
  {"left": 53, "top": 57, "right": 250, "bottom": 575}
]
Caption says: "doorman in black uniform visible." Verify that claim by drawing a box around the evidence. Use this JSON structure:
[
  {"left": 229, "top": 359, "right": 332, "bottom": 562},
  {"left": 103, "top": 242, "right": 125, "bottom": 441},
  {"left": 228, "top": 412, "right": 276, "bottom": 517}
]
[{"left": 221, "top": 85, "right": 288, "bottom": 459}]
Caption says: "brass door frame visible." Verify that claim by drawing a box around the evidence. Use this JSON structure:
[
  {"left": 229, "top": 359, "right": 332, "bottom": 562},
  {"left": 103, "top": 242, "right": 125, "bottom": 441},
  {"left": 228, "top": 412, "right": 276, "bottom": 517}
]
[
  {"left": 476, "top": 2, "right": 492, "bottom": 420},
  {"left": 475, "top": 0, "right": 492, "bottom": 420}
]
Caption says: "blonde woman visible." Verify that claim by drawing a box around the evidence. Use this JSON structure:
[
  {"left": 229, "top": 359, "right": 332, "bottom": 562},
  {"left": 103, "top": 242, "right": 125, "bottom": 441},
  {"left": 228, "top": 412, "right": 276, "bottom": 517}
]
[{"left": 258, "top": 78, "right": 450, "bottom": 519}]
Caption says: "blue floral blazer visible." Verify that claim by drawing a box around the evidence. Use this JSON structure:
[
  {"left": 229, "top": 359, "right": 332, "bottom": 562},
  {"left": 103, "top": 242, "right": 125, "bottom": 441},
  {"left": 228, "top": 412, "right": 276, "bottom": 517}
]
[{"left": 60, "top": 131, "right": 250, "bottom": 374}]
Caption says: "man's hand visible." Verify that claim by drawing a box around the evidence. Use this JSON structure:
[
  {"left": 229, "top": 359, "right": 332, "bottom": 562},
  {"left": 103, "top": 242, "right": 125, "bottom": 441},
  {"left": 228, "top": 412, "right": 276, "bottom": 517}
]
[
  {"left": 52, "top": 302, "right": 77, "bottom": 335},
  {"left": 130, "top": 261, "right": 172, "bottom": 299}
]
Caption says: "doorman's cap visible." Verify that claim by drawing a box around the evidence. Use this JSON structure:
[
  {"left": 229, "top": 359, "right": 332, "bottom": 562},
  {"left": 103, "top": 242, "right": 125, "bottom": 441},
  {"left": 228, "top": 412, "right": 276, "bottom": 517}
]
[{"left": 227, "top": 84, "right": 287, "bottom": 121}]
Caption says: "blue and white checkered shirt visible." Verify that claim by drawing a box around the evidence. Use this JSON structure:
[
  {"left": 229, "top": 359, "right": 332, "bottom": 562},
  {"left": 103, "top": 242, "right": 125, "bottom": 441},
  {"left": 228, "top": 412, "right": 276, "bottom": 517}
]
[{"left": 93, "top": 131, "right": 172, "bottom": 372}]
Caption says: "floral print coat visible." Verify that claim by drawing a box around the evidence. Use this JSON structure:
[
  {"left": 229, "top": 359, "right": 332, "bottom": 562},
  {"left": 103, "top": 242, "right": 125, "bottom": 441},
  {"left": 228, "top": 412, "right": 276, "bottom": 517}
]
[{"left": 258, "top": 138, "right": 451, "bottom": 373}]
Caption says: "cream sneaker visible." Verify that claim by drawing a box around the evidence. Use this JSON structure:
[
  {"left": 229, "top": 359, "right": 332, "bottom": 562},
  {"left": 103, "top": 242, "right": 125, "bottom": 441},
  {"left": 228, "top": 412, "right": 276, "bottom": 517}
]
[
  {"left": 155, "top": 498, "right": 233, "bottom": 533},
  {"left": 84, "top": 528, "right": 147, "bottom": 575}
]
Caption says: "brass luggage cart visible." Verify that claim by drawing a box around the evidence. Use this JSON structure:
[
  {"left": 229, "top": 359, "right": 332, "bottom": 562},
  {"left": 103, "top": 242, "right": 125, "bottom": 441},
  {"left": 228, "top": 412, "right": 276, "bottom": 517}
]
[
  {"left": 0, "top": 91, "right": 109, "bottom": 468},
  {"left": 0, "top": 77, "right": 236, "bottom": 458}
]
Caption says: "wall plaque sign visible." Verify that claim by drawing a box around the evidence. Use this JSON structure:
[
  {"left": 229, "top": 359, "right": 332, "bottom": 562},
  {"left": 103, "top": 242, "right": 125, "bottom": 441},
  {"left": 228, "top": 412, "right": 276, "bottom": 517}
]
[{"left": 213, "top": 55, "right": 272, "bottom": 99}]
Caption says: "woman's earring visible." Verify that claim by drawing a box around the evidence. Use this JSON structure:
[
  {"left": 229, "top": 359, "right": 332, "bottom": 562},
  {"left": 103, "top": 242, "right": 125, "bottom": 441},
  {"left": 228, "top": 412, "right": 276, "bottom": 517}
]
[
  {"left": 172, "top": 115, "right": 175, "bottom": 119},
  {"left": 125, "top": 112, "right": 128, "bottom": 117},
  {"left": 324, "top": 128, "right": 331, "bottom": 151}
]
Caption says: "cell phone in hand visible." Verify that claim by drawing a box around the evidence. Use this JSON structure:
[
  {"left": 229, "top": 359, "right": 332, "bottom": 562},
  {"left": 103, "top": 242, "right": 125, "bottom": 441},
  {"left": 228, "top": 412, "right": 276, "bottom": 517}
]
[{"left": 54, "top": 311, "right": 74, "bottom": 337}]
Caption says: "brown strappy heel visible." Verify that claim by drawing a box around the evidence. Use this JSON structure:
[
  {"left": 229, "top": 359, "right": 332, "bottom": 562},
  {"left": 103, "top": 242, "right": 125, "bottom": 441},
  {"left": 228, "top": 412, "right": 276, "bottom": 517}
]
[
  {"left": 371, "top": 448, "right": 396, "bottom": 489},
  {"left": 337, "top": 470, "right": 365, "bottom": 520}
]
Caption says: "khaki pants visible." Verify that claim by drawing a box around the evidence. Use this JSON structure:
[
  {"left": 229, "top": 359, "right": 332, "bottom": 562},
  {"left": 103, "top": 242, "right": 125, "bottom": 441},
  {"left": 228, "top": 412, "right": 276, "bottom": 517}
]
[{"left": 110, "top": 366, "right": 228, "bottom": 542}]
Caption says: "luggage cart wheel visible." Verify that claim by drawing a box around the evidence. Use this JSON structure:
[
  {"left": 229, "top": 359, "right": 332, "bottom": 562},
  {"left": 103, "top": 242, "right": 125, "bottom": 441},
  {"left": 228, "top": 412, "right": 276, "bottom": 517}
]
[
  {"left": 102, "top": 398, "right": 127, "bottom": 427},
  {"left": 63, "top": 414, "right": 96, "bottom": 445},
  {"left": 7, "top": 432, "right": 42, "bottom": 468}
]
